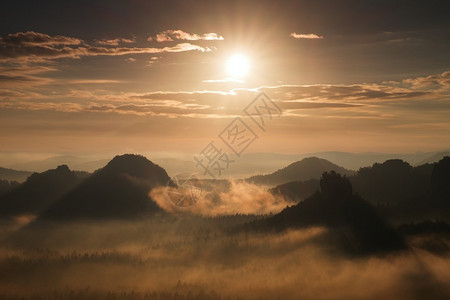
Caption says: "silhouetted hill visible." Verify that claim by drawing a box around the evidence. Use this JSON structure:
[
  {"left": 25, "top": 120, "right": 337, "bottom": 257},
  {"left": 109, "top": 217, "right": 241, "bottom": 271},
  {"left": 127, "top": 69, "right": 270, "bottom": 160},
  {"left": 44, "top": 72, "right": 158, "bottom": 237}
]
[
  {"left": 269, "top": 179, "right": 319, "bottom": 203},
  {"left": 40, "top": 154, "right": 170, "bottom": 220},
  {"left": 0, "top": 165, "right": 88, "bottom": 217},
  {"left": 249, "top": 171, "right": 406, "bottom": 255},
  {"left": 247, "top": 157, "right": 354, "bottom": 186},
  {"left": 0, "top": 167, "right": 33, "bottom": 182},
  {"left": 350, "top": 159, "right": 433, "bottom": 206}
]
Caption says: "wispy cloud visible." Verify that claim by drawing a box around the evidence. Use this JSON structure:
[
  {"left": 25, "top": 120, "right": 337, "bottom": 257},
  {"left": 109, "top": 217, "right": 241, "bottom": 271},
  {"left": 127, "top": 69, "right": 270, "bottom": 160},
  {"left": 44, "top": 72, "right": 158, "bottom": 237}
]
[
  {"left": 67, "top": 79, "right": 122, "bottom": 84},
  {"left": 162, "top": 43, "right": 212, "bottom": 52},
  {"left": 0, "top": 31, "right": 82, "bottom": 46},
  {"left": 290, "top": 32, "right": 324, "bottom": 39},
  {"left": 0, "top": 64, "right": 57, "bottom": 86},
  {"left": 1, "top": 71, "right": 449, "bottom": 122},
  {"left": 400, "top": 71, "right": 450, "bottom": 90},
  {"left": 257, "top": 83, "right": 429, "bottom": 103},
  {"left": 146, "top": 56, "right": 161, "bottom": 67},
  {"left": 125, "top": 57, "right": 137, "bottom": 63},
  {"left": 94, "top": 37, "right": 136, "bottom": 46},
  {"left": 149, "top": 29, "right": 224, "bottom": 42},
  {"left": 2, "top": 71, "right": 450, "bottom": 153},
  {"left": 0, "top": 32, "right": 213, "bottom": 61}
]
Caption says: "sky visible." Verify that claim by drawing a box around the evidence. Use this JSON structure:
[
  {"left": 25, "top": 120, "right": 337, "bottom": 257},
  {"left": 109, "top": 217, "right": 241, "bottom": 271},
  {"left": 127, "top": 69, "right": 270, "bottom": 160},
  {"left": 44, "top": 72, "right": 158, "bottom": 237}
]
[{"left": 1, "top": 0, "right": 450, "bottom": 164}]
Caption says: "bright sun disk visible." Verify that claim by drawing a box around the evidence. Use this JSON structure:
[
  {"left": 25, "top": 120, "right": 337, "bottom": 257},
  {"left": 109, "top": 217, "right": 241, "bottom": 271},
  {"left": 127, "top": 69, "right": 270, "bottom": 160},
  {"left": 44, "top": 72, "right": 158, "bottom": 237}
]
[{"left": 226, "top": 54, "right": 250, "bottom": 78}]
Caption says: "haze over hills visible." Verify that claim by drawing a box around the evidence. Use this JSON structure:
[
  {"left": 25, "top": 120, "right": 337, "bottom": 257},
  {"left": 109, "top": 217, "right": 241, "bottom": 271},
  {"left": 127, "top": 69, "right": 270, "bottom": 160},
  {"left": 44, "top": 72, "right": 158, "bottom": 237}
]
[
  {"left": 1, "top": 150, "right": 448, "bottom": 178},
  {"left": 417, "top": 151, "right": 450, "bottom": 165},
  {"left": 1, "top": 153, "right": 449, "bottom": 223},
  {"left": 7, "top": 155, "right": 110, "bottom": 173},
  {"left": 0, "top": 167, "right": 32, "bottom": 182},
  {"left": 247, "top": 157, "right": 354, "bottom": 186}
]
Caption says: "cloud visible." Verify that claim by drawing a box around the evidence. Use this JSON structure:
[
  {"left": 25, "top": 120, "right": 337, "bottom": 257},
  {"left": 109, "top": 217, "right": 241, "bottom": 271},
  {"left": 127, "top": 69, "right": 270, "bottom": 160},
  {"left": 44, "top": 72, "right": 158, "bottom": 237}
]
[
  {"left": 0, "top": 74, "right": 49, "bottom": 83},
  {"left": 0, "top": 31, "right": 82, "bottom": 46},
  {"left": 0, "top": 87, "right": 248, "bottom": 118},
  {"left": 150, "top": 29, "right": 224, "bottom": 42},
  {"left": 146, "top": 56, "right": 161, "bottom": 66},
  {"left": 279, "top": 101, "right": 361, "bottom": 110},
  {"left": 0, "top": 65, "right": 57, "bottom": 87},
  {"left": 161, "top": 43, "right": 212, "bottom": 53},
  {"left": 84, "top": 101, "right": 214, "bottom": 117},
  {"left": 257, "top": 83, "right": 429, "bottom": 103},
  {"left": 400, "top": 71, "right": 450, "bottom": 90},
  {"left": 0, "top": 32, "right": 213, "bottom": 61},
  {"left": 68, "top": 79, "right": 121, "bottom": 84},
  {"left": 1, "top": 71, "right": 449, "bottom": 124},
  {"left": 290, "top": 32, "right": 324, "bottom": 39},
  {"left": 2, "top": 72, "right": 450, "bottom": 154},
  {"left": 0, "top": 100, "right": 83, "bottom": 113},
  {"left": 125, "top": 57, "right": 136, "bottom": 63},
  {"left": 94, "top": 37, "right": 136, "bottom": 46}
]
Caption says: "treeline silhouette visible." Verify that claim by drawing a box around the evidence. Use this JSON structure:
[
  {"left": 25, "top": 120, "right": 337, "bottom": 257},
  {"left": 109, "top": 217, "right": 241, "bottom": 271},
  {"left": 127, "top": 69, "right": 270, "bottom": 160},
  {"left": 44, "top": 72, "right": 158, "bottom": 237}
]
[
  {"left": 270, "top": 157, "right": 450, "bottom": 222},
  {"left": 0, "top": 179, "right": 19, "bottom": 197},
  {"left": 350, "top": 159, "right": 433, "bottom": 205},
  {"left": 354, "top": 157, "right": 450, "bottom": 222}
]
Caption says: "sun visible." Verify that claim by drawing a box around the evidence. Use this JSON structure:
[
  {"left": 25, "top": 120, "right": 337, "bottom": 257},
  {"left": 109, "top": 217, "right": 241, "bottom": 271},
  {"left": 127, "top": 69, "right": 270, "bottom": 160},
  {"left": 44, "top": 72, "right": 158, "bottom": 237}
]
[{"left": 226, "top": 54, "right": 250, "bottom": 78}]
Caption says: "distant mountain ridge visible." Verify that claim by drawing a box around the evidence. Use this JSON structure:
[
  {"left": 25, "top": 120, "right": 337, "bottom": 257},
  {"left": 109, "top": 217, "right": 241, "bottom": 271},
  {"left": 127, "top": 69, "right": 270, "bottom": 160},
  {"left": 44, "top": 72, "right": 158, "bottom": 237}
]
[
  {"left": 0, "top": 167, "right": 32, "bottom": 182},
  {"left": 3, "top": 149, "right": 449, "bottom": 177},
  {"left": 416, "top": 151, "right": 450, "bottom": 165},
  {"left": 247, "top": 157, "right": 354, "bottom": 186},
  {"left": 8, "top": 155, "right": 109, "bottom": 172}
]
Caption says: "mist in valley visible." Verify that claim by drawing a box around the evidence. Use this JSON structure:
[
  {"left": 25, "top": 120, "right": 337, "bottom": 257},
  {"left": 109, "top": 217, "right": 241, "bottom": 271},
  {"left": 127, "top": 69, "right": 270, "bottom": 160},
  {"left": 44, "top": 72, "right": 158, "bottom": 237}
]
[
  {"left": 1, "top": 216, "right": 450, "bottom": 300},
  {"left": 1, "top": 159, "right": 450, "bottom": 300}
]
